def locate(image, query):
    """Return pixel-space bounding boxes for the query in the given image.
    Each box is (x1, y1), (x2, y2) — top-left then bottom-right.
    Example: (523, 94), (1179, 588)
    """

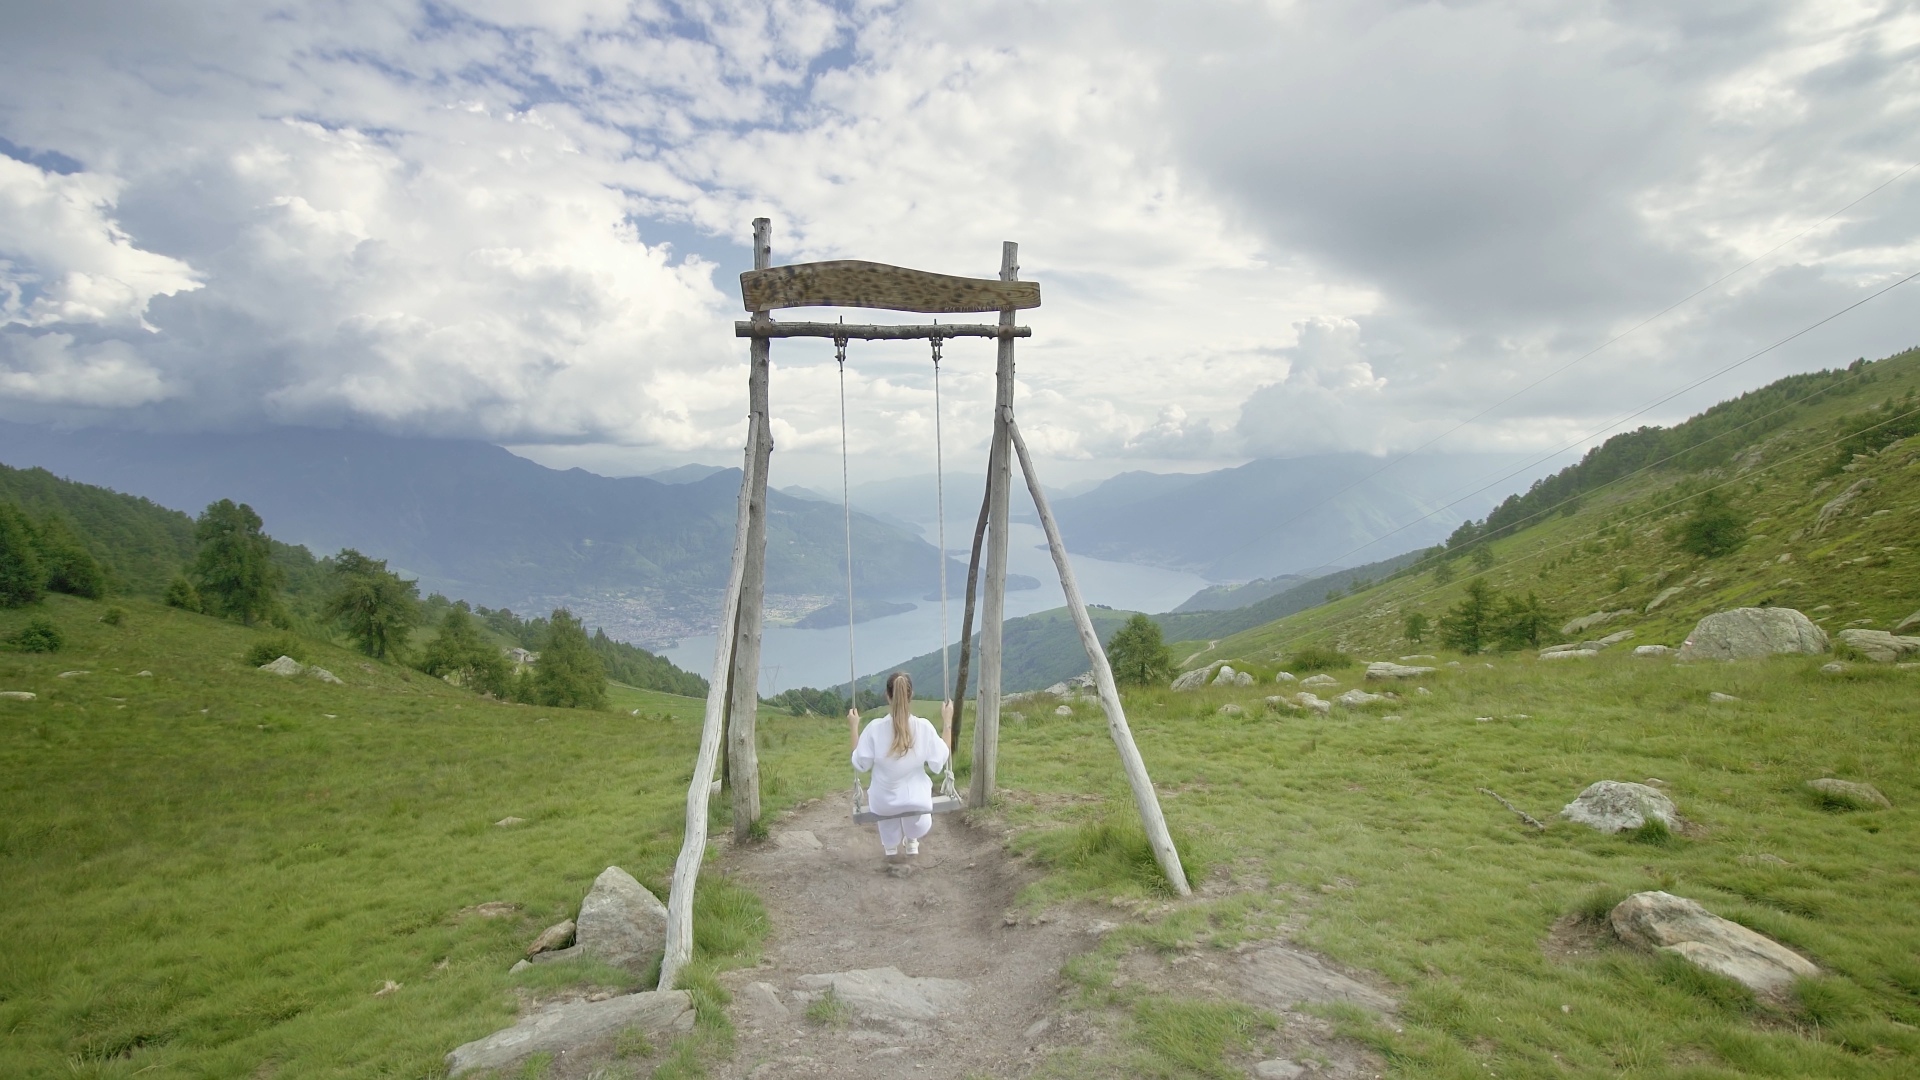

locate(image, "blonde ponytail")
(886, 672), (914, 758)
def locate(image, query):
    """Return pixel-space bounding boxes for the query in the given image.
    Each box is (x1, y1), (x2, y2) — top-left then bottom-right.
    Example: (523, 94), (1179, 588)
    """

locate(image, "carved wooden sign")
(740, 259), (1041, 313)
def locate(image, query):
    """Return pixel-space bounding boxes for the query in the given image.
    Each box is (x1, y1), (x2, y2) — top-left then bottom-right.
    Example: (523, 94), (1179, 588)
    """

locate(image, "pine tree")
(325, 549), (421, 659)
(1106, 613), (1172, 687)
(533, 608), (607, 709)
(1403, 611), (1430, 644)
(1437, 578), (1497, 654)
(191, 500), (282, 625)
(1492, 592), (1554, 651)
(0, 503), (44, 608)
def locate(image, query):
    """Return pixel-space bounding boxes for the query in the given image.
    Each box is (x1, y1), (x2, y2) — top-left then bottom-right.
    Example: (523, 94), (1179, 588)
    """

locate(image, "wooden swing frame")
(657, 219), (1190, 990)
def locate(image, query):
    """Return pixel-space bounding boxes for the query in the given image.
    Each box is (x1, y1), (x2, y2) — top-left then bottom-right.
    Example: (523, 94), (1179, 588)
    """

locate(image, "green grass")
(986, 650), (1920, 1078)
(0, 594), (849, 1079)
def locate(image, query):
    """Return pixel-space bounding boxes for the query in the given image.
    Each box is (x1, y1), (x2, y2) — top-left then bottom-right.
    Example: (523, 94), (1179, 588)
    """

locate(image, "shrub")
(100, 606), (126, 626)
(11, 617), (62, 653)
(1285, 643), (1353, 671)
(1403, 611), (1430, 644)
(164, 575), (201, 611)
(243, 636), (308, 668)
(32, 514), (106, 599)
(417, 608), (512, 697)
(1673, 491), (1747, 559)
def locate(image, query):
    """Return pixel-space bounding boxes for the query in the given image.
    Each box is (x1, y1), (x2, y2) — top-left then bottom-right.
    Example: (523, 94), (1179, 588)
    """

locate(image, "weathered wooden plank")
(1009, 417), (1191, 897)
(726, 220), (774, 842)
(741, 260), (1041, 313)
(735, 321), (1029, 340)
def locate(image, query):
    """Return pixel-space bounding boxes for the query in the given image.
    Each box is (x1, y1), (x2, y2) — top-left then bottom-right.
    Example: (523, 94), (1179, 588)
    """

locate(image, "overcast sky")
(1, 0), (1916, 493)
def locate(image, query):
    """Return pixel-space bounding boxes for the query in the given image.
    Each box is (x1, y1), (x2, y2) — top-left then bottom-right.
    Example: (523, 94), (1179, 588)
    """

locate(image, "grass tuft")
(1129, 996), (1274, 1078)
(804, 987), (851, 1028)
(1020, 814), (1207, 898)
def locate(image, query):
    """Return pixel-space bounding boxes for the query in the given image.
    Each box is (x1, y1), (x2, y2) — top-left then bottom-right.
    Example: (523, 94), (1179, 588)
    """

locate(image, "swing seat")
(852, 792), (966, 825)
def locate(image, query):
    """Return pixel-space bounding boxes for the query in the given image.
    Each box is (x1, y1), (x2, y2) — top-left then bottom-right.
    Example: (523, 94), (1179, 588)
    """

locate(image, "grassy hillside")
(0, 593), (844, 1079)
(0, 463), (196, 596)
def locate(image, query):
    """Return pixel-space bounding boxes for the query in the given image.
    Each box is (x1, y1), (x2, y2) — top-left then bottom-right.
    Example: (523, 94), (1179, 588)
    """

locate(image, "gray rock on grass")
(1294, 692), (1332, 716)
(0, 691), (35, 701)
(1212, 665), (1254, 687)
(527, 919), (575, 958)
(1645, 586), (1686, 613)
(794, 967), (970, 1022)
(1217, 703), (1245, 716)
(1562, 609), (1634, 636)
(575, 866), (669, 976)
(1896, 609), (1920, 634)
(1273, 671), (1296, 683)
(1806, 778), (1891, 809)
(1334, 689), (1385, 707)
(1364, 661), (1434, 680)
(1597, 629), (1636, 647)
(309, 666), (344, 684)
(1836, 629), (1920, 663)
(1609, 891), (1818, 995)
(1170, 666), (1214, 691)
(1633, 644), (1672, 657)
(1300, 673), (1339, 688)
(444, 990), (694, 1076)
(260, 655), (304, 676)
(1561, 781), (1677, 833)
(1677, 608), (1828, 661)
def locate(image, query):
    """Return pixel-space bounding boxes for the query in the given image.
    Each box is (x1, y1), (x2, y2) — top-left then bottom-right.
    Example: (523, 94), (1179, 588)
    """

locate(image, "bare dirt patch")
(1541, 913), (1612, 963)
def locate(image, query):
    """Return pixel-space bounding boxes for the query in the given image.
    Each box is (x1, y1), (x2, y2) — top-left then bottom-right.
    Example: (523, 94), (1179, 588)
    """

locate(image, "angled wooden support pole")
(661, 217), (771, 992)
(1008, 418), (1191, 897)
(970, 241), (1018, 808)
(726, 218), (774, 841)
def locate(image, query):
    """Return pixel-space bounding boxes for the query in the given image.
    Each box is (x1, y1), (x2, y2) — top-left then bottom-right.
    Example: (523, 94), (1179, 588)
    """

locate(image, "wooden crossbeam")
(734, 321), (1029, 340)
(741, 259), (1042, 314)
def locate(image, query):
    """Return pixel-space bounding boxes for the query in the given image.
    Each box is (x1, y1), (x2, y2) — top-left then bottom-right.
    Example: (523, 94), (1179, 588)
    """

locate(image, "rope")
(932, 332), (951, 703)
(837, 333), (868, 816)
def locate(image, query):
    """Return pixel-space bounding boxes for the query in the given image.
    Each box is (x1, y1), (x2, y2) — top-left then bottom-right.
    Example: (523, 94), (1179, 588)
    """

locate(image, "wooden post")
(948, 481), (990, 753)
(1008, 418), (1190, 896)
(726, 218), (773, 841)
(659, 218), (769, 991)
(970, 241), (1018, 808)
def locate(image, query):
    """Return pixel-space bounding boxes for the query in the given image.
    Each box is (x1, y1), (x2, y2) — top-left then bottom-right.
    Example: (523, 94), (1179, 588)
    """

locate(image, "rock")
(1678, 608), (1828, 661)
(1814, 477), (1875, 535)
(1709, 691), (1739, 703)
(509, 959), (531, 973)
(1235, 944), (1396, 1014)
(376, 980), (401, 997)
(56, 670), (89, 678)
(738, 981), (790, 1027)
(495, 816), (526, 827)
(1540, 649), (1598, 660)
(1216, 703), (1245, 716)
(1806, 778), (1892, 809)
(1576, 640), (1607, 651)
(1837, 629), (1920, 663)
(1054, 704), (1073, 716)
(1597, 629), (1636, 647)
(1645, 586), (1685, 613)
(134, 671), (152, 677)
(1364, 661), (1435, 681)
(1820, 661), (1846, 673)
(1561, 780), (1677, 833)
(1299, 673), (1338, 688)
(1211, 665), (1253, 687)
(527, 919), (576, 957)
(1562, 609), (1634, 636)
(260, 655), (304, 676)
(794, 967), (970, 1022)
(1398, 654), (1437, 661)
(774, 830), (823, 851)
(309, 666), (344, 684)
(1294, 692), (1331, 716)
(1254, 1061), (1306, 1080)
(444, 990), (695, 1076)
(1539, 643), (1582, 655)
(1609, 891), (1818, 995)
(0, 691), (35, 701)
(1273, 671), (1295, 682)
(1334, 689), (1385, 707)
(1264, 695), (1295, 710)
(575, 866), (669, 977)
(1633, 645), (1672, 657)
(1896, 609), (1920, 633)
(1414, 686), (1432, 695)
(1023, 1017), (1051, 1040)
(1170, 666), (1214, 691)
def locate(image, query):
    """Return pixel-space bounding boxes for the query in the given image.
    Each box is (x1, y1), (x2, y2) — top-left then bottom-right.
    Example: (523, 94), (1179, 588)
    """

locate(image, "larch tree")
(191, 500), (281, 626)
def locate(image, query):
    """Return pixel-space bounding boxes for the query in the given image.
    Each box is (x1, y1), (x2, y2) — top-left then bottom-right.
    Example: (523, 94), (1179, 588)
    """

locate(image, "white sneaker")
(883, 846), (898, 857)
(904, 839), (919, 855)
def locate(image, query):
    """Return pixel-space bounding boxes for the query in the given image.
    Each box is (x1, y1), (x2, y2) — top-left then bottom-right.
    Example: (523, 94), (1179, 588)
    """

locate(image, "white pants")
(876, 813), (932, 852)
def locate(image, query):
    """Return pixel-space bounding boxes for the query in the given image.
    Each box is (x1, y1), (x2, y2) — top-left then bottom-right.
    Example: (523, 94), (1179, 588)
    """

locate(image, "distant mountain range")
(1028, 452), (1554, 581)
(0, 424), (950, 647)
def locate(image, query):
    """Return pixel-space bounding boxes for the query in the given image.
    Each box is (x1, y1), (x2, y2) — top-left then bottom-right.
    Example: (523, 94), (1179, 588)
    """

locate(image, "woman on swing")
(848, 672), (953, 858)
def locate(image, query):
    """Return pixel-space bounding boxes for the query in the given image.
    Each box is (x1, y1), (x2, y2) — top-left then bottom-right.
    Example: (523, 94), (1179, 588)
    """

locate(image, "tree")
(533, 608), (606, 709)
(1403, 611), (1430, 644)
(418, 608), (512, 696)
(164, 574), (201, 610)
(1432, 559), (1456, 585)
(1675, 491), (1747, 559)
(325, 548), (421, 659)
(1106, 613), (1172, 687)
(1492, 592), (1554, 651)
(0, 503), (44, 608)
(1470, 545), (1497, 571)
(32, 513), (105, 599)
(1437, 578), (1498, 654)
(191, 500), (281, 625)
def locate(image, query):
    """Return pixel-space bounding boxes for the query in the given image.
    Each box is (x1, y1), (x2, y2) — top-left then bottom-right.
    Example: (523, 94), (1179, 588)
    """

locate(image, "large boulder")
(1677, 608), (1827, 661)
(576, 866), (669, 976)
(1334, 689), (1386, 707)
(1561, 781), (1676, 833)
(794, 967), (971, 1023)
(1806, 778), (1892, 809)
(260, 655), (304, 676)
(1171, 666), (1215, 691)
(1212, 665), (1254, 687)
(444, 990), (694, 1076)
(1299, 673), (1339, 688)
(1609, 891), (1818, 994)
(1365, 661), (1434, 681)
(1896, 609), (1920, 634)
(1837, 629), (1920, 663)
(1293, 692), (1331, 716)
(1540, 649), (1598, 661)
(1562, 609), (1634, 636)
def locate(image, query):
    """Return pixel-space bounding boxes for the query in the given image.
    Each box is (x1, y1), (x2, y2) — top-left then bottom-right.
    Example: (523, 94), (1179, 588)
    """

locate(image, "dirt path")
(710, 796), (1098, 1079)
